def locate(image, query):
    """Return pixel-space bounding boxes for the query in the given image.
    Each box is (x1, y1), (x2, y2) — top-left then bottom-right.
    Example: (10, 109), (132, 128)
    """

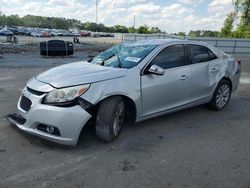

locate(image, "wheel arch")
(77, 94), (137, 143)
(95, 95), (137, 123)
(221, 77), (232, 90)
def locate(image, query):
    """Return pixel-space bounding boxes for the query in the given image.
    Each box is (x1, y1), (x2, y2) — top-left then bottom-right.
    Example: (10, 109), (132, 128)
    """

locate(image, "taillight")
(236, 60), (241, 65)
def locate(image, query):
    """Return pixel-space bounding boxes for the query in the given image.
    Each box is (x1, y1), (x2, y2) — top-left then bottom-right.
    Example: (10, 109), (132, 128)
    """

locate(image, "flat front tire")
(95, 96), (125, 142)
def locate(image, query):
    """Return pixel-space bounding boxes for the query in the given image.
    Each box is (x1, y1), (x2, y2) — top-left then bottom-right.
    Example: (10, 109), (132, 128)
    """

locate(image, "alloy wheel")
(113, 102), (125, 136)
(216, 84), (230, 109)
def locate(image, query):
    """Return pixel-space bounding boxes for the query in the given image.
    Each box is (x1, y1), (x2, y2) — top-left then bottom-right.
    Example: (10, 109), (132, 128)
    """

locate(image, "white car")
(31, 31), (43, 37)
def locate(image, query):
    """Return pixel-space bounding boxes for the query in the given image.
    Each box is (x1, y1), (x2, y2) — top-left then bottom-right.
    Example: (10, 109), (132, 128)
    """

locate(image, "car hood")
(36, 61), (128, 88)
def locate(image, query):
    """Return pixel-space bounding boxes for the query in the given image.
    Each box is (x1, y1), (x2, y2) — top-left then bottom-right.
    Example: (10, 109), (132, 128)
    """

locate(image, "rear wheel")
(95, 97), (126, 142)
(208, 79), (231, 111)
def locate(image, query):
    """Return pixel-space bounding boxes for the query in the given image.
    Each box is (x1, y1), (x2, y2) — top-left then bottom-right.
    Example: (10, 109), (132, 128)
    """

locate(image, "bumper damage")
(7, 87), (92, 146)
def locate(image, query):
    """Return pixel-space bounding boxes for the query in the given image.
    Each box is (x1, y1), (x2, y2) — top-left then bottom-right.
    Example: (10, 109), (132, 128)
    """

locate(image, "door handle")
(211, 68), (219, 73)
(179, 75), (188, 80)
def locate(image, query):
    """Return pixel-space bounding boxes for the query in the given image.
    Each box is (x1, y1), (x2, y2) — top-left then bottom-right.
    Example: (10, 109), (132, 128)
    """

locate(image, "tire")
(95, 96), (126, 142)
(208, 79), (232, 111)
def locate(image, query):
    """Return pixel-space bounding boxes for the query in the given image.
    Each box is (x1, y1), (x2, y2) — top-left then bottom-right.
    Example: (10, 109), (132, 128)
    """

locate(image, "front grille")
(27, 87), (45, 96)
(20, 96), (32, 112)
(7, 114), (26, 125)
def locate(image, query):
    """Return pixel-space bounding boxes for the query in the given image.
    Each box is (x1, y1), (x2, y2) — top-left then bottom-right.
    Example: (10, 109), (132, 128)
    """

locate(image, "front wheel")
(95, 97), (126, 142)
(208, 79), (232, 111)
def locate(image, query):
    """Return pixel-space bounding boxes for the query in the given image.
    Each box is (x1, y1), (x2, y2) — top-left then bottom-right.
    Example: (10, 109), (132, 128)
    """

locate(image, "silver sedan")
(7, 39), (241, 145)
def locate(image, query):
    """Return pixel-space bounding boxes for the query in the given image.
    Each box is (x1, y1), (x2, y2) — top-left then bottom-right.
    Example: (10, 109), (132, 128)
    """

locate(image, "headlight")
(44, 84), (90, 104)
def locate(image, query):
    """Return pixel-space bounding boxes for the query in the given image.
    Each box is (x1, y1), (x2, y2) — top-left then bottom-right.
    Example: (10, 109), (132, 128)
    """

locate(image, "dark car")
(18, 28), (31, 36)
(8, 27), (19, 35)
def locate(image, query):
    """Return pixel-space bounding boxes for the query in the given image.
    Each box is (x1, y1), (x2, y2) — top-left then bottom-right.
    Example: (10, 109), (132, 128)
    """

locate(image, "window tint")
(188, 45), (217, 64)
(151, 45), (188, 69)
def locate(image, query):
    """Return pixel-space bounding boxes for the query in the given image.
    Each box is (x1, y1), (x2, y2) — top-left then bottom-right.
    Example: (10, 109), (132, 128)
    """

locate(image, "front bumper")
(7, 87), (92, 146)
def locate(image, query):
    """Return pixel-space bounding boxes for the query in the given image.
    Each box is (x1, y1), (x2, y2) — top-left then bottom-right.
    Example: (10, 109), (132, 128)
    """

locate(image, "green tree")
(137, 25), (150, 34)
(128, 26), (135, 33)
(236, 0), (250, 37)
(240, 0), (250, 25)
(113, 25), (128, 33)
(221, 13), (236, 36)
(177, 31), (186, 36)
(189, 30), (201, 37)
(150, 27), (161, 34)
(221, 0), (250, 38)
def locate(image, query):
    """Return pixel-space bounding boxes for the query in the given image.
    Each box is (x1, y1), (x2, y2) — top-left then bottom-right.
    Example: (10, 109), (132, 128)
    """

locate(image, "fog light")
(38, 124), (61, 136)
(47, 126), (55, 134)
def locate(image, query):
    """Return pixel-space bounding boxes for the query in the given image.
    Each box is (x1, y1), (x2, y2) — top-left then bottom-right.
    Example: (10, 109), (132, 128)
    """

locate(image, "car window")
(151, 45), (188, 69)
(188, 44), (217, 64)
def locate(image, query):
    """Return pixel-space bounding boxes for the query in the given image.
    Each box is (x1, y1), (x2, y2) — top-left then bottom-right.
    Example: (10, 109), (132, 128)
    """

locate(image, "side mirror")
(87, 55), (95, 62)
(148, 65), (165, 75)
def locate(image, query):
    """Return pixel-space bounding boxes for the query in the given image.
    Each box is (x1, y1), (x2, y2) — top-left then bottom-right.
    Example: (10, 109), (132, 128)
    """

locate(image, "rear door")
(141, 44), (191, 117)
(187, 44), (220, 102)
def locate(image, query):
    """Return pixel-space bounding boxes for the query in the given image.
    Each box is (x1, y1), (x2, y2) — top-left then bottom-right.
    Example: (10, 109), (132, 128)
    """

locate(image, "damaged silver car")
(7, 39), (241, 145)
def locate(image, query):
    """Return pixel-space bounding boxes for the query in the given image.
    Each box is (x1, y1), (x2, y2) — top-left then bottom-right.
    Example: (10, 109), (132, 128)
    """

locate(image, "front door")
(141, 44), (191, 117)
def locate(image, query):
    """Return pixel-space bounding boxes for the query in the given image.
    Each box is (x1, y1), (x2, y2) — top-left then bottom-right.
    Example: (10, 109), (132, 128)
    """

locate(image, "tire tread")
(96, 96), (124, 142)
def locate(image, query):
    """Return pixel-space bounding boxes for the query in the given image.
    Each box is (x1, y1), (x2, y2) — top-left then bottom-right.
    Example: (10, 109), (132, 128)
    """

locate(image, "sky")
(0, 0), (234, 33)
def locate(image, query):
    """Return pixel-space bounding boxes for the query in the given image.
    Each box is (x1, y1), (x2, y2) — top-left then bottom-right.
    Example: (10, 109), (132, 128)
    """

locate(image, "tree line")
(0, 13), (161, 34)
(174, 30), (221, 38)
(0, 0), (249, 38)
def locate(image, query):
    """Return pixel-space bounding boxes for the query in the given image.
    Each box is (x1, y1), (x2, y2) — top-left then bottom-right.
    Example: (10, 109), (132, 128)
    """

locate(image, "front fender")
(80, 68), (143, 120)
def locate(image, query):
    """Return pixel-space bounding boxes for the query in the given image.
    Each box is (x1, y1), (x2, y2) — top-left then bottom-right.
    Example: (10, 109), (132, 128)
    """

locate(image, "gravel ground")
(0, 44), (250, 187)
(0, 36), (119, 54)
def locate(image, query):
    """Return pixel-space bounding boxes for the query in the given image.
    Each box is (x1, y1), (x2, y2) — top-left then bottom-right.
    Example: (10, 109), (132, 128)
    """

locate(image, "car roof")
(125, 39), (213, 46)
(124, 39), (224, 57)
(125, 39), (181, 46)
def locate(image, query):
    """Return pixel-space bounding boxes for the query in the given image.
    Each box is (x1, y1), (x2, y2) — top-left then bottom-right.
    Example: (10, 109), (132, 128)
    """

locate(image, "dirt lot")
(0, 46), (250, 187)
(0, 36), (120, 53)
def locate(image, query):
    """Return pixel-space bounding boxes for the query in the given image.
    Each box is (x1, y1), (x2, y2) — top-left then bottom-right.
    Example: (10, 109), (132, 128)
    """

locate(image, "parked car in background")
(42, 32), (51, 38)
(63, 31), (73, 37)
(91, 32), (100, 37)
(99, 32), (113, 37)
(18, 28), (31, 36)
(8, 27), (19, 35)
(80, 31), (91, 37)
(7, 39), (241, 146)
(31, 31), (43, 37)
(0, 29), (14, 36)
(72, 32), (80, 37)
(56, 32), (64, 36)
